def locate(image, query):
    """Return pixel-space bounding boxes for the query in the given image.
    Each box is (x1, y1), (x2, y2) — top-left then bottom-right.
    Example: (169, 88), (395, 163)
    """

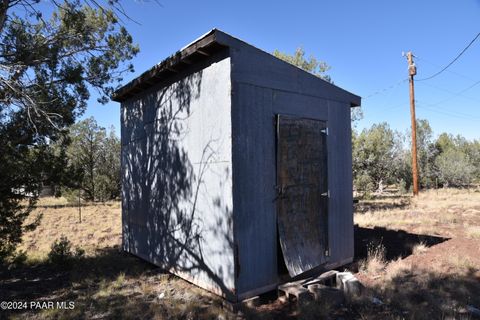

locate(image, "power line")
(416, 31), (480, 81)
(415, 56), (476, 82)
(363, 78), (408, 100)
(416, 99), (480, 119)
(417, 79), (480, 105)
(457, 79), (480, 96)
(415, 78), (480, 120)
(417, 103), (480, 121)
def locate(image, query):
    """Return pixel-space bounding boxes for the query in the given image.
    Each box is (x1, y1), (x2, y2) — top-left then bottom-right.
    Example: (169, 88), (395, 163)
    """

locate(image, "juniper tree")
(273, 47), (363, 123)
(0, 0), (138, 262)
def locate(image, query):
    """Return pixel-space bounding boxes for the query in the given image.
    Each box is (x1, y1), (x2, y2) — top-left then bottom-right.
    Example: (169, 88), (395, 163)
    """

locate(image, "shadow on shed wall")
(121, 55), (235, 299)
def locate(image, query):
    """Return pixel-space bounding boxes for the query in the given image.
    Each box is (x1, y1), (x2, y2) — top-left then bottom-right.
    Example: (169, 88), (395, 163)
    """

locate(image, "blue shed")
(113, 29), (361, 302)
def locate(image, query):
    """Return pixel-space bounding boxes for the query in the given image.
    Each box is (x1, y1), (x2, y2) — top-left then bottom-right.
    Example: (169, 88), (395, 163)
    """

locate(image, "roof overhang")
(113, 29), (361, 107)
(112, 29), (227, 102)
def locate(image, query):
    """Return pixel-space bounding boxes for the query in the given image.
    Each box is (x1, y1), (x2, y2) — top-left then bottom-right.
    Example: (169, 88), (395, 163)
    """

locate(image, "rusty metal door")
(276, 115), (329, 277)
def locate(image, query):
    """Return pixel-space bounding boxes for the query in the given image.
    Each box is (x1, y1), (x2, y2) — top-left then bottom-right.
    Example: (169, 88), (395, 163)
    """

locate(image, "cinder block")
(278, 294), (289, 304)
(242, 295), (261, 308)
(304, 270), (339, 287)
(307, 284), (344, 307)
(278, 283), (311, 302)
(336, 272), (363, 297)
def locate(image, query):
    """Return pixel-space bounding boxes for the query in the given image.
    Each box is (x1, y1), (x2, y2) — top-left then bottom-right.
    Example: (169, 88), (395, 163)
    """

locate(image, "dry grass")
(359, 242), (387, 276)
(19, 200), (121, 259)
(1, 198), (230, 320)
(355, 187), (480, 236)
(446, 254), (478, 271)
(353, 187), (480, 319)
(384, 257), (412, 282)
(466, 226), (480, 239)
(412, 241), (428, 255)
(35, 196), (70, 206)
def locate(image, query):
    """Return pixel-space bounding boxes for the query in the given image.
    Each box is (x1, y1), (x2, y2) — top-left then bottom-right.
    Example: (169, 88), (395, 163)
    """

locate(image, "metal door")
(276, 115), (329, 277)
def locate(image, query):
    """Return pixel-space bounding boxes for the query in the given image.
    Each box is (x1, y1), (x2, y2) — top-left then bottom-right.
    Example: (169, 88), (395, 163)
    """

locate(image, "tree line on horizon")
(50, 117), (121, 203)
(272, 47), (480, 195)
(352, 120), (480, 195)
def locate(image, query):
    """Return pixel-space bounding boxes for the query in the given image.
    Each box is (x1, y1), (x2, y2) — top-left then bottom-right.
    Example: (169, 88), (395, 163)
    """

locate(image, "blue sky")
(81, 0), (480, 140)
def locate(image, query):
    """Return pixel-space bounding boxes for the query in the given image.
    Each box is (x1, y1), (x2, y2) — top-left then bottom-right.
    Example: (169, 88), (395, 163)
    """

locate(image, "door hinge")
(321, 128), (329, 135)
(325, 249), (330, 257)
(321, 190), (330, 198)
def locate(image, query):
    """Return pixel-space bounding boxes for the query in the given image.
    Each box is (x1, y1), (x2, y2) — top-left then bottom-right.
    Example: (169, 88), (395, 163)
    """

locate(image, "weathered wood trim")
(113, 30), (225, 102)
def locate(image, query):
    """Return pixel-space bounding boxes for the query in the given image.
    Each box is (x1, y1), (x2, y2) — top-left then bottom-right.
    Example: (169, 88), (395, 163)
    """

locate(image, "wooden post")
(406, 52), (419, 196)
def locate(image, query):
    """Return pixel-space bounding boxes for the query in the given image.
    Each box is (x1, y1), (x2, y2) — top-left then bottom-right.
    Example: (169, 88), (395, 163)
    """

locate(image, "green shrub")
(398, 179), (412, 195)
(48, 236), (73, 264)
(61, 188), (82, 204)
(48, 236), (84, 265)
(7, 250), (28, 269)
(435, 149), (475, 187)
(74, 247), (85, 258)
(355, 173), (374, 193)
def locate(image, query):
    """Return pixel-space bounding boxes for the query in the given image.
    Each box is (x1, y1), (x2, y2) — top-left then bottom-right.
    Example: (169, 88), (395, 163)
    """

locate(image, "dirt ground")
(350, 188), (480, 319)
(1, 188), (480, 319)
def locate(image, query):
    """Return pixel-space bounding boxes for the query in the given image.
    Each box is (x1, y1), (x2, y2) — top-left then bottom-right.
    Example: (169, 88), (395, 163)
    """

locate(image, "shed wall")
(230, 45), (354, 298)
(121, 55), (235, 298)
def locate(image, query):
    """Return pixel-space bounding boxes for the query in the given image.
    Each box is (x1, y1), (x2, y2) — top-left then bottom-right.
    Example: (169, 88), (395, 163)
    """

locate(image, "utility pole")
(406, 51), (419, 196)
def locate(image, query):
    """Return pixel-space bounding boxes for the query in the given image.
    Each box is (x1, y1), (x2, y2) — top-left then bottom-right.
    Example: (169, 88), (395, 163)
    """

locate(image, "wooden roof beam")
(196, 49), (210, 56)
